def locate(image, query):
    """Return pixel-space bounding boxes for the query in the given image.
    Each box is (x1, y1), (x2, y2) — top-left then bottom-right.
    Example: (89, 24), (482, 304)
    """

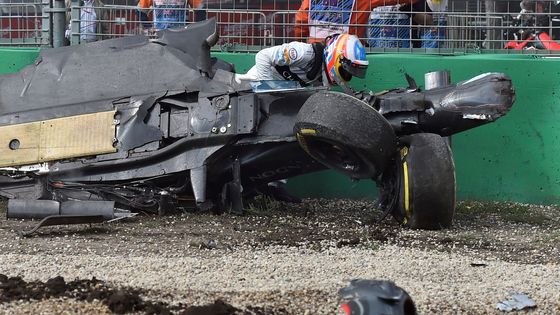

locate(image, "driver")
(237, 33), (369, 93)
(235, 34), (370, 202)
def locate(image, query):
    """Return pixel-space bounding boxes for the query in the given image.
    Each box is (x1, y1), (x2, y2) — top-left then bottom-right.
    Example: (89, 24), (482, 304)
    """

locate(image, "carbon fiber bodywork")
(0, 18), (515, 216)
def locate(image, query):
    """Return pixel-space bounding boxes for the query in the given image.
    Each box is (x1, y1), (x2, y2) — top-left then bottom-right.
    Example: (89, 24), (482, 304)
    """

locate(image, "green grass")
(137, 216), (170, 228)
(245, 195), (284, 215)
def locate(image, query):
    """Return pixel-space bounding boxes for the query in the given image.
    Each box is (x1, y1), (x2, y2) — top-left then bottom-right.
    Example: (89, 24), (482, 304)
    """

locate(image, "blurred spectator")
(137, 7), (152, 30)
(193, 0), (207, 22)
(520, 0), (549, 27)
(401, 0), (447, 48)
(0, 0), (42, 17)
(368, 4), (414, 48)
(294, 0), (419, 42)
(368, 0), (447, 48)
(65, 0), (109, 42)
(421, 0), (448, 48)
(137, 0), (204, 32)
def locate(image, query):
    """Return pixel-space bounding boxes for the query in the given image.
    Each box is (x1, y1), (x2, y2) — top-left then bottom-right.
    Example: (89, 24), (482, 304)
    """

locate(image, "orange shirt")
(138, 0), (201, 9)
(295, 0), (419, 42)
(191, 0), (203, 8)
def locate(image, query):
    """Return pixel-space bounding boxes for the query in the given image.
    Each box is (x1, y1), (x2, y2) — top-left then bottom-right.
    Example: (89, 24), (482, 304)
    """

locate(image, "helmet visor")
(340, 57), (368, 79)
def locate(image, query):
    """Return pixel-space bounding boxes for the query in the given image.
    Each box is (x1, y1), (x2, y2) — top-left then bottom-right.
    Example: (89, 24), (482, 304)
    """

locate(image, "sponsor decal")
(249, 165), (303, 182)
(288, 48), (298, 61)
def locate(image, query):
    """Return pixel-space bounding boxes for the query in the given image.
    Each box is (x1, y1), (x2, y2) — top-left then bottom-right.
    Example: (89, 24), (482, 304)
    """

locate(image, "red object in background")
(108, 9), (142, 36)
(504, 36), (534, 50)
(0, 16), (40, 39)
(505, 32), (560, 50)
(534, 32), (560, 49)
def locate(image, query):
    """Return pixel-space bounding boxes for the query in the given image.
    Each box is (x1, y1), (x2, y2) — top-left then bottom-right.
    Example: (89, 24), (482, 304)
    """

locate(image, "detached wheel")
(294, 91), (396, 180)
(383, 133), (455, 230)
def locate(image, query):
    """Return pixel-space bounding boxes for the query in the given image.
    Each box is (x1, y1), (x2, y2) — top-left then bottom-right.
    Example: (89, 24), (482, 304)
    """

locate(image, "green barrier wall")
(2, 48), (559, 204)
(0, 48), (40, 75)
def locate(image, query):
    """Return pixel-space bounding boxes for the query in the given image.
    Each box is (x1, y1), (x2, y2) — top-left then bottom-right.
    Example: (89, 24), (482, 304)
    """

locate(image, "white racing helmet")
(427, 0), (448, 12)
(323, 34), (369, 86)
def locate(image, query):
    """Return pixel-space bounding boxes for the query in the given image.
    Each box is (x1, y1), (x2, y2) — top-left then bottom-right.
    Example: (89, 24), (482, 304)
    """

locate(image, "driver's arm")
(249, 42), (311, 80)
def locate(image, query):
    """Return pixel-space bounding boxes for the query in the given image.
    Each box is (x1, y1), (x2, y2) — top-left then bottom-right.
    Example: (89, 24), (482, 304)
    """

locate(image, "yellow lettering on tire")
(403, 161), (410, 221)
(299, 128), (317, 135)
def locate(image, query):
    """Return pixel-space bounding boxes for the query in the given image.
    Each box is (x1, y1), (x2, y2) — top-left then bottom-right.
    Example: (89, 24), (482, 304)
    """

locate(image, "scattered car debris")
(17, 215), (107, 237)
(470, 262), (488, 267)
(496, 293), (537, 312)
(339, 279), (417, 315)
(6, 200), (136, 236)
(7, 200), (116, 220)
(336, 238), (361, 248)
(198, 239), (218, 250)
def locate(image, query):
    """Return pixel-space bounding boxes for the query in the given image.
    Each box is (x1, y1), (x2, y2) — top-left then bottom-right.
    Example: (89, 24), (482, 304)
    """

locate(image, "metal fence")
(3, 0), (560, 53)
(0, 0), (48, 45)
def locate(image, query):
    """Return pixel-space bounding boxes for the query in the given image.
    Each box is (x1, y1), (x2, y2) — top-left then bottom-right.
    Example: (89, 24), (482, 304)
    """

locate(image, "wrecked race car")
(0, 18), (515, 232)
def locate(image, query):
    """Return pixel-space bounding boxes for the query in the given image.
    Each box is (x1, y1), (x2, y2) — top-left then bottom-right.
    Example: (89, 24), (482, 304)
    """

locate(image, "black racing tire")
(389, 133), (456, 230)
(339, 279), (418, 315)
(294, 91), (397, 180)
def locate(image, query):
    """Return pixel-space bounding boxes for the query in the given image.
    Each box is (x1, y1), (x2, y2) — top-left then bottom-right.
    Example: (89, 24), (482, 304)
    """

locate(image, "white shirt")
(308, 0), (354, 40)
(245, 41), (317, 84)
(80, 0), (97, 41)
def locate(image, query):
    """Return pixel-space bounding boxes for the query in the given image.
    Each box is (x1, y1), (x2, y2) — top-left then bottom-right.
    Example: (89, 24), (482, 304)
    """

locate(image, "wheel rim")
(302, 137), (366, 177)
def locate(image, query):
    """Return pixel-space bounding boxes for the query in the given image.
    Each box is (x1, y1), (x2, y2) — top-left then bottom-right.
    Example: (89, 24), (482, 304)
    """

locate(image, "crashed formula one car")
(0, 19), (515, 231)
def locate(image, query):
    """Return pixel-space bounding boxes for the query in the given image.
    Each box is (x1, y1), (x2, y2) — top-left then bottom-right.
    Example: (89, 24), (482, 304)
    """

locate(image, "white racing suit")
(236, 41), (323, 86)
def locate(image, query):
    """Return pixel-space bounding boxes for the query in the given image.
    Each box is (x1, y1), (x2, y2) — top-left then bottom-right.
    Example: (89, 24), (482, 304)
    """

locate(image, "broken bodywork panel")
(0, 111), (116, 167)
(0, 19), (323, 213)
(0, 18), (515, 229)
(374, 72), (515, 136)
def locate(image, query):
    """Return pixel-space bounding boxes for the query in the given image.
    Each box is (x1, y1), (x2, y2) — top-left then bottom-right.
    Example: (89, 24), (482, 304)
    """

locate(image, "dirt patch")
(0, 198), (559, 264)
(0, 274), (175, 314)
(0, 273), (290, 315)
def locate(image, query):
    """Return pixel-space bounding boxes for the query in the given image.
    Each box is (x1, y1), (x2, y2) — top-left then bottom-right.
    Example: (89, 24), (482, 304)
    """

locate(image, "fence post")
(70, 0), (80, 45)
(484, 0), (500, 50)
(41, 0), (51, 46)
(51, 0), (66, 47)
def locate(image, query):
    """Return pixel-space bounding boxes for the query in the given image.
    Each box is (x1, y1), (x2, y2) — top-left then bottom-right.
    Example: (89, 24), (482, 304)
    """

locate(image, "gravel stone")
(0, 198), (558, 314)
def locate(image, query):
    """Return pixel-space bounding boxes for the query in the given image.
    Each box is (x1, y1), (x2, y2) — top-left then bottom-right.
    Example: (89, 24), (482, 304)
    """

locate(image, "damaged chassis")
(0, 19), (515, 229)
